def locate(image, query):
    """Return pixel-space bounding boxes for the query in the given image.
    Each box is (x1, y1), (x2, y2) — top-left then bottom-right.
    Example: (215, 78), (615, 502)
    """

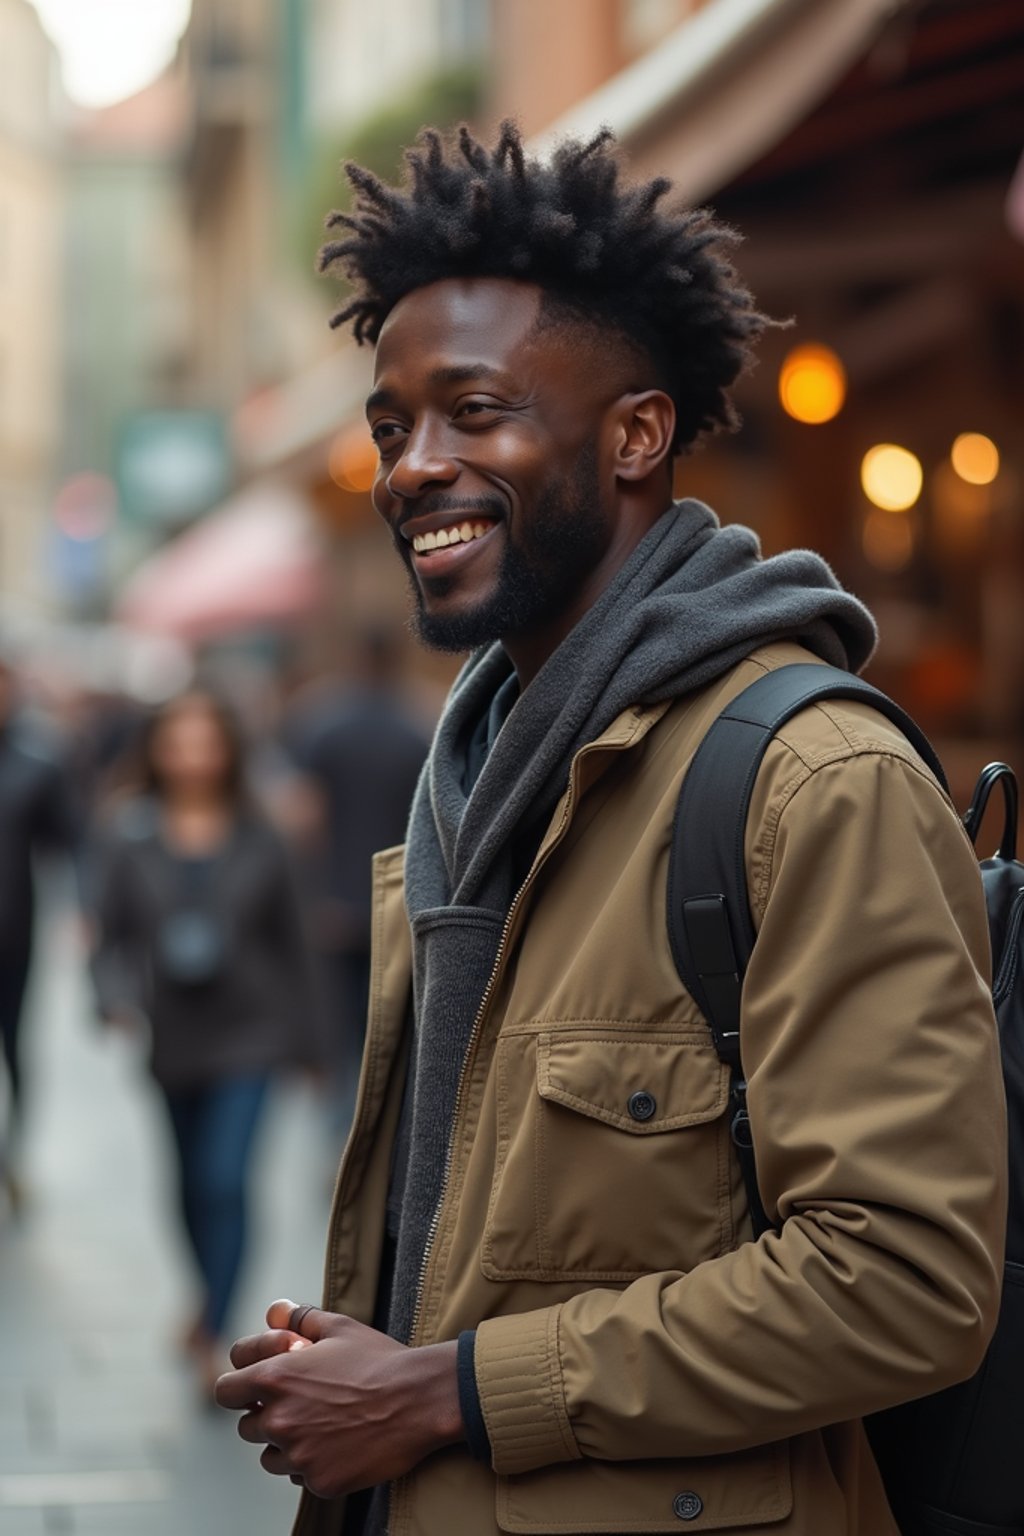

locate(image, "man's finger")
(215, 1363), (271, 1411)
(266, 1297), (301, 1331)
(230, 1329), (306, 1370)
(283, 1302), (339, 1343)
(237, 1409), (276, 1447)
(260, 1445), (294, 1478)
(266, 1297), (336, 1340)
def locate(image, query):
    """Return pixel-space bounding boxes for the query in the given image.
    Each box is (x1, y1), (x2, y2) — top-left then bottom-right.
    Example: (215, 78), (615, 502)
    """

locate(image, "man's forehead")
(372, 277), (545, 377)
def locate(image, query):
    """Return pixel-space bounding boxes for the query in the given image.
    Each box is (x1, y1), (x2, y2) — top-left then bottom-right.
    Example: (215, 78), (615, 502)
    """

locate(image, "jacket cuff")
(474, 1305), (581, 1475)
(456, 1331), (491, 1462)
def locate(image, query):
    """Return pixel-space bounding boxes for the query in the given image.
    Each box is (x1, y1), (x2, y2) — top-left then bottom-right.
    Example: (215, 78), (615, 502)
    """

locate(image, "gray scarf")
(388, 499), (877, 1342)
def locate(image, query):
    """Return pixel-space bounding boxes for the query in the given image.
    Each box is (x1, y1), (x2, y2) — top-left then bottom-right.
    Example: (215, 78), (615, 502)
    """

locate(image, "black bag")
(667, 662), (1022, 1536)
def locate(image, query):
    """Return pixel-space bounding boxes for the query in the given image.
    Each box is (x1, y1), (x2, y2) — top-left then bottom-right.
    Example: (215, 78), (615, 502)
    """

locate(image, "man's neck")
(503, 498), (673, 688)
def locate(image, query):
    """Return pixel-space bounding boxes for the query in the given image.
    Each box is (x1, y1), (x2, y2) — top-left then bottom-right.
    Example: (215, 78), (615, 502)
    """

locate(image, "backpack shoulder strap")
(667, 661), (947, 1235)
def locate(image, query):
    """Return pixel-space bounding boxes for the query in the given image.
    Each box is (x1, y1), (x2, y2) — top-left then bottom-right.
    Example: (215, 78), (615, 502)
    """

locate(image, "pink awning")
(117, 481), (325, 641)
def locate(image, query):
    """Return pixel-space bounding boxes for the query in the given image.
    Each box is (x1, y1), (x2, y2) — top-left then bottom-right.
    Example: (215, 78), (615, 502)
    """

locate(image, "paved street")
(0, 893), (332, 1535)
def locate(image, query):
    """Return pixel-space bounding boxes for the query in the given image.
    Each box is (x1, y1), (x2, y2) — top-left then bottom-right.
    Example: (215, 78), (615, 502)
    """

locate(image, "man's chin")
(403, 564), (506, 653)
(412, 602), (503, 654)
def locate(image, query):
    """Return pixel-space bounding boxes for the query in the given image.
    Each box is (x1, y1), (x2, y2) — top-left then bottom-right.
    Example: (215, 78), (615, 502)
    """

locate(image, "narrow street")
(0, 891), (332, 1535)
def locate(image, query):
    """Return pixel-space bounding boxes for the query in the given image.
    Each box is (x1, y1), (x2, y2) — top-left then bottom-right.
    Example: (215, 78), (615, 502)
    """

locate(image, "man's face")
(366, 278), (619, 654)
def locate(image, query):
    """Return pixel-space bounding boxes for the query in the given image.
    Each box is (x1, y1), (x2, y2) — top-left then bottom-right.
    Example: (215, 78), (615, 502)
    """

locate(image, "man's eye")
(455, 400), (501, 419)
(370, 422), (404, 446)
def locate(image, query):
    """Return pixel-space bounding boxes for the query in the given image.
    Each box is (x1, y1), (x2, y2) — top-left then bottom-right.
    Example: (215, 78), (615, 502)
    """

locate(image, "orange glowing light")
(329, 428), (378, 493)
(778, 344), (846, 425)
(950, 432), (999, 486)
(860, 444), (923, 512)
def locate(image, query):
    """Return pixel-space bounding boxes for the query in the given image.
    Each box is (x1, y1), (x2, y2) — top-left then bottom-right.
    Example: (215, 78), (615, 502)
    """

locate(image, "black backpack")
(668, 662), (1022, 1536)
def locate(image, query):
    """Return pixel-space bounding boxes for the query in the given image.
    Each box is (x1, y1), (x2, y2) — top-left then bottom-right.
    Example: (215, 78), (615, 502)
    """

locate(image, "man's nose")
(385, 420), (458, 501)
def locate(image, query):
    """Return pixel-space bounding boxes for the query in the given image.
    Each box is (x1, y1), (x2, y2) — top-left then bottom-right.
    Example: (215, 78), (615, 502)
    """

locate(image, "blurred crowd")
(0, 625), (429, 1398)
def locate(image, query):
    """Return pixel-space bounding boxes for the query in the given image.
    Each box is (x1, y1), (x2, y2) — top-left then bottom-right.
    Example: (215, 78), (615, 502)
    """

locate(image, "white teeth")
(412, 520), (493, 554)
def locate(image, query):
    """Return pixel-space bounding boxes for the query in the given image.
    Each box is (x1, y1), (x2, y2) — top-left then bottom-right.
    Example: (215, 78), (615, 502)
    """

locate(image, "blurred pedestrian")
(87, 688), (321, 1397)
(287, 627), (427, 1149)
(0, 656), (78, 1212)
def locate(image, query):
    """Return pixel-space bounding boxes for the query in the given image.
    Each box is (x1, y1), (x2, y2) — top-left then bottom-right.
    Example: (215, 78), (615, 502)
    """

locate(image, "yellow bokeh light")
(862, 508), (915, 573)
(329, 427), (378, 493)
(860, 444), (923, 512)
(950, 432), (999, 486)
(778, 343), (846, 425)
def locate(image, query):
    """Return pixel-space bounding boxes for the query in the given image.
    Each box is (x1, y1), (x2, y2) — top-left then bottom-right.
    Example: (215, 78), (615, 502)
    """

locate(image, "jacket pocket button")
(673, 1491), (703, 1520)
(628, 1090), (657, 1122)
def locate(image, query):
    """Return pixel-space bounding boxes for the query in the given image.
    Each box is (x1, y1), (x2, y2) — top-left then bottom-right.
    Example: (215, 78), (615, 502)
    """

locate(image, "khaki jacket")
(293, 643), (1006, 1536)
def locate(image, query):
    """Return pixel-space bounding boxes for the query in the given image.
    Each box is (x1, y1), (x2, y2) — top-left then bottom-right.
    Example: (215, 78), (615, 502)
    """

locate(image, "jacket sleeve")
(473, 749), (1007, 1474)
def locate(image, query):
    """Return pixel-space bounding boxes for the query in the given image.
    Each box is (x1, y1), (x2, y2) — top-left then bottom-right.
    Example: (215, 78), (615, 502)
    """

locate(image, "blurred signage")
(116, 411), (231, 528)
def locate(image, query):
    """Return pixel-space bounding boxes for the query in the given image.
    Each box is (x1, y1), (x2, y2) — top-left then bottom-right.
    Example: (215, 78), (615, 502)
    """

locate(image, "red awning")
(117, 481), (325, 641)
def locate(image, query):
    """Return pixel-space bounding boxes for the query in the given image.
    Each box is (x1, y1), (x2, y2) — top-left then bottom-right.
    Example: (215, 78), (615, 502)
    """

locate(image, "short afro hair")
(319, 120), (771, 453)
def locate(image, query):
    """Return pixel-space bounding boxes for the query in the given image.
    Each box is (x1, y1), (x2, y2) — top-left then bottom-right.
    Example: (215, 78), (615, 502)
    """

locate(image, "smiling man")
(216, 124), (1005, 1536)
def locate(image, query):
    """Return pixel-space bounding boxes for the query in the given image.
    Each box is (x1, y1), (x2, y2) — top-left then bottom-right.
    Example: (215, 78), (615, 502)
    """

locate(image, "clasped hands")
(215, 1300), (464, 1500)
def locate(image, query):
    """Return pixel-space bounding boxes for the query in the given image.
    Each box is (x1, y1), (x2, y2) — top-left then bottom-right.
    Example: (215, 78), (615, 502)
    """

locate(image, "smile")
(411, 519), (496, 555)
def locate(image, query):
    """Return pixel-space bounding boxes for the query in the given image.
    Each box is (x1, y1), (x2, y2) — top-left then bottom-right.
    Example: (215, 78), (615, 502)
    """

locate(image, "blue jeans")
(162, 1073), (270, 1339)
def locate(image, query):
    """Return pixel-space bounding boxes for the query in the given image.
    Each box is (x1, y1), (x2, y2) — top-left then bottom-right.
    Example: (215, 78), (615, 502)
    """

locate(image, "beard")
(404, 441), (606, 654)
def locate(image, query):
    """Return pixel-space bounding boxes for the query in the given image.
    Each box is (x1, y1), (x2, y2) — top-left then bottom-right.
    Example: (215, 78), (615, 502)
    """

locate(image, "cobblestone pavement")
(0, 898), (334, 1535)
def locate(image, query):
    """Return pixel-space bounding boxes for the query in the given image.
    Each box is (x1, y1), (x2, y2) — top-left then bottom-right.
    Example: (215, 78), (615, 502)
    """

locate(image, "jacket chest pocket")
(483, 1029), (733, 1282)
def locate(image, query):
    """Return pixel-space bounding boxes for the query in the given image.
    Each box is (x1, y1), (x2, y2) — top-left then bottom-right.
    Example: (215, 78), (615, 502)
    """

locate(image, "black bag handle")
(667, 663), (947, 1237)
(962, 762), (1017, 862)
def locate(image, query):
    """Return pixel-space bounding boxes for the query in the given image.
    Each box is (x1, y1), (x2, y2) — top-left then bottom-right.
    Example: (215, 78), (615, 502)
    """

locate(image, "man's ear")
(609, 390), (676, 482)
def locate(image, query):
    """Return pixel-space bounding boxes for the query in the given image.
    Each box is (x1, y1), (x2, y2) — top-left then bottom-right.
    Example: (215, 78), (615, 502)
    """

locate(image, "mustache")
(394, 493), (507, 539)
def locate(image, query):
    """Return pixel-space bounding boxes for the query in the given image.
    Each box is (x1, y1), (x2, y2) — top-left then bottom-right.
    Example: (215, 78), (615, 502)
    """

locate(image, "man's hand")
(215, 1300), (465, 1500)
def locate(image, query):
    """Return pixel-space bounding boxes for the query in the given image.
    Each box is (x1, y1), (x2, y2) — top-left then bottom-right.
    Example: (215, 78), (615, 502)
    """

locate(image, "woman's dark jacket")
(89, 798), (321, 1088)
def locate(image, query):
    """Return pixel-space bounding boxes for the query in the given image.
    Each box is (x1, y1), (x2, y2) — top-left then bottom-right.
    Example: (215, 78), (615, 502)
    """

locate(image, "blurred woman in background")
(88, 688), (321, 1397)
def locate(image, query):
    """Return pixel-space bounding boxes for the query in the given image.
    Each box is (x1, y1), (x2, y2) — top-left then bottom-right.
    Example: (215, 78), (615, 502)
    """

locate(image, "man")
(0, 657), (77, 1209)
(217, 124), (1005, 1535)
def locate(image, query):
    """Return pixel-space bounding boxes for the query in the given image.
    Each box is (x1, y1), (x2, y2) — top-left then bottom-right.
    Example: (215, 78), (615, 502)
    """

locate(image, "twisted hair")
(319, 120), (771, 452)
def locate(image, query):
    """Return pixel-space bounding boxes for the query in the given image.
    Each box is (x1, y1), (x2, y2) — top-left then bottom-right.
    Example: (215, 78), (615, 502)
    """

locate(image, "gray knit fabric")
(387, 499), (877, 1347)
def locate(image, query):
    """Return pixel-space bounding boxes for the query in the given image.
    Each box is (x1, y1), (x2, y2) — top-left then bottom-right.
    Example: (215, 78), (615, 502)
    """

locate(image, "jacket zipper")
(407, 739), (611, 1347)
(390, 794), (582, 1536)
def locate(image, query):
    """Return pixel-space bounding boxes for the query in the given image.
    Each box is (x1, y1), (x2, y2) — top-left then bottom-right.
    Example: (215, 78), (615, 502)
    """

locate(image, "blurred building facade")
(308, 0), (487, 135)
(0, 0), (62, 615)
(60, 73), (191, 603)
(491, 0), (716, 137)
(183, 0), (307, 403)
